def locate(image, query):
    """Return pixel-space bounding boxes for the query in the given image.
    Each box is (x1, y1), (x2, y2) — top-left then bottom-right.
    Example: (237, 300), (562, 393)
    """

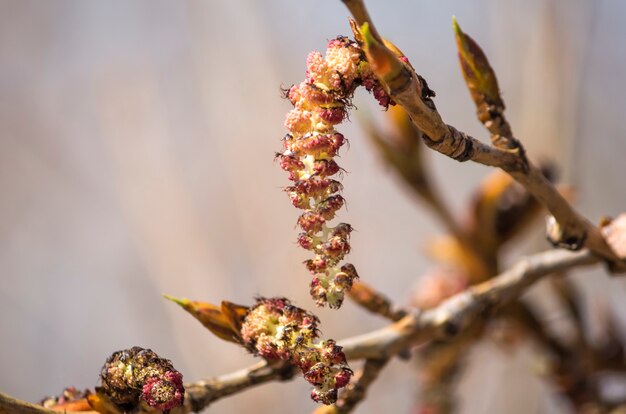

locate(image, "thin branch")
(184, 360), (295, 412)
(340, 249), (599, 360)
(0, 392), (93, 414)
(359, 110), (467, 244)
(343, 0), (621, 266)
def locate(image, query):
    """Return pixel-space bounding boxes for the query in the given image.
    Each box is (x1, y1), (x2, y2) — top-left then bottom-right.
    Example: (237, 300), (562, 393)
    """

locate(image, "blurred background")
(1, 1), (626, 413)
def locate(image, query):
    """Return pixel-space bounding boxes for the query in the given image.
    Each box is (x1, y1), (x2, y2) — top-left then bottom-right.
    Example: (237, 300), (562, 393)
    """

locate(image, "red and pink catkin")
(241, 297), (352, 404)
(99, 347), (184, 412)
(277, 36), (393, 309)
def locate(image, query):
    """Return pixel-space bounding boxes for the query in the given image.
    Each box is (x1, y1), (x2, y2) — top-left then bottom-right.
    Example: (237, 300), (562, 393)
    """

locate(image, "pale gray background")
(1, 1), (626, 413)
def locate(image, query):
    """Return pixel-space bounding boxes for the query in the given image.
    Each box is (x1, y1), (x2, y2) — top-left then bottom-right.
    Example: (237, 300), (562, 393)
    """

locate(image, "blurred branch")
(361, 108), (466, 243)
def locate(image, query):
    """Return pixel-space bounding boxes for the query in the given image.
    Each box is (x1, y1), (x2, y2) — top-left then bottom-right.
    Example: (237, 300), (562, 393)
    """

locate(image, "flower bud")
(316, 195), (346, 220)
(305, 257), (328, 273)
(240, 298), (352, 404)
(453, 17), (502, 108)
(313, 159), (341, 178)
(163, 295), (242, 343)
(279, 33), (394, 308)
(311, 388), (338, 406)
(298, 211), (327, 233)
(97, 347), (184, 412)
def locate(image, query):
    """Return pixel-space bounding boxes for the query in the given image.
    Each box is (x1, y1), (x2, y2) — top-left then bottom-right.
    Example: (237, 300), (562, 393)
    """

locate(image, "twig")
(342, 0), (621, 265)
(360, 110), (467, 244)
(184, 360), (295, 412)
(340, 249), (599, 360)
(0, 392), (93, 414)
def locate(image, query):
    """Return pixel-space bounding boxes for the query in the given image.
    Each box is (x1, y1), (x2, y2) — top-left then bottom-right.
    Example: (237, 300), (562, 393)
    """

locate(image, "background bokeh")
(1, 1), (626, 413)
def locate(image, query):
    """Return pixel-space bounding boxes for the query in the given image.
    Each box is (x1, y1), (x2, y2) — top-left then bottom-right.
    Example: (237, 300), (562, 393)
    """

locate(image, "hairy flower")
(241, 297), (352, 404)
(279, 36), (394, 308)
(97, 346), (184, 412)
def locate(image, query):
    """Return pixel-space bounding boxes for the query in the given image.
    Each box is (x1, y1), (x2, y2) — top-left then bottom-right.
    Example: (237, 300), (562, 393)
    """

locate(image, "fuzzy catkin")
(241, 297), (352, 404)
(278, 36), (392, 309)
(98, 347), (184, 412)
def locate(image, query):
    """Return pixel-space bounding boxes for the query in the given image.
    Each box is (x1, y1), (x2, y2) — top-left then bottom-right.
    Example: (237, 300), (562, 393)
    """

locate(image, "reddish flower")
(278, 36), (394, 308)
(240, 298), (352, 404)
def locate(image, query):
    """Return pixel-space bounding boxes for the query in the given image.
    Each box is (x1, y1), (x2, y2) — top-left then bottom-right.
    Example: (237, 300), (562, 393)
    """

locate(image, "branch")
(184, 360), (295, 412)
(359, 107), (468, 244)
(344, 0), (621, 266)
(340, 249), (599, 360)
(186, 250), (601, 406)
(0, 392), (93, 414)
(1, 249), (599, 414)
(0, 248), (602, 414)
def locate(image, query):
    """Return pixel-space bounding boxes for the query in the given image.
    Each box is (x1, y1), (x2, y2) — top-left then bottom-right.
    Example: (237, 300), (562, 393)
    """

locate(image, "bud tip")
(163, 294), (189, 307)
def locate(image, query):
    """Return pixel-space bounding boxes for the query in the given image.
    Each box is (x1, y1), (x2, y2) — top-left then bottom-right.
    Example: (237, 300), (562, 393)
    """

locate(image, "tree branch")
(184, 360), (295, 412)
(343, 0), (622, 266)
(339, 249), (599, 360)
(185, 249), (599, 407)
(0, 249), (601, 414)
(0, 392), (93, 414)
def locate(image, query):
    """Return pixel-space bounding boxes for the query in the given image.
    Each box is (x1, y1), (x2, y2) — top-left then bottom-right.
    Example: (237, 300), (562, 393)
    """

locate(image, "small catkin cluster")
(241, 297), (352, 405)
(277, 36), (392, 308)
(98, 346), (184, 412)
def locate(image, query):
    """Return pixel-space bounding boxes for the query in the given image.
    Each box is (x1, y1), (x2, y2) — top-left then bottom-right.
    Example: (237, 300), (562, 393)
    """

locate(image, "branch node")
(421, 126), (474, 162)
(546, 215), (587, 251)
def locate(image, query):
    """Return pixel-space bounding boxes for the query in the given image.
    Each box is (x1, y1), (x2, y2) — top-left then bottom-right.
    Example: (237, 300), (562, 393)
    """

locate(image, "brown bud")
(96, 347), (184, 412)
(164, 295), (243, 343)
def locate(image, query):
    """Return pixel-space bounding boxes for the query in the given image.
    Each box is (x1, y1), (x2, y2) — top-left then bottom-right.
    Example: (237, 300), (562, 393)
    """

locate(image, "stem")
(343, 0), (621, 266)
(340, 249), (599, 360)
